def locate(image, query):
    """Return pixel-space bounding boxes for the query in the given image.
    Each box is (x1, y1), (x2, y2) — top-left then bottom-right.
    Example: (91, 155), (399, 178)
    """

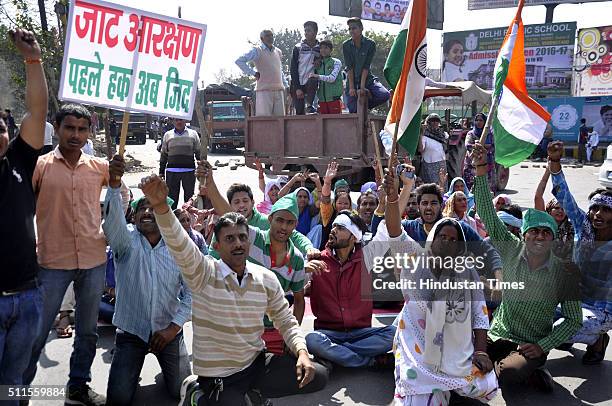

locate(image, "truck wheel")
(209, 143), (217, 153)
(138, 134), (146, 145)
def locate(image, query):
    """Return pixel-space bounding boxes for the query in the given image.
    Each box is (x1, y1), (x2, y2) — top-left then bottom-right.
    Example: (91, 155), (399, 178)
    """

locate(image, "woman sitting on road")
(393, 217), (498, 405)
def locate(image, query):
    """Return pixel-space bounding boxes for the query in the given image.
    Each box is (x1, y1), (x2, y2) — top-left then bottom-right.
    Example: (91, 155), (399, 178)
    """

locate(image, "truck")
(243, 81), (509, 190)
(206, 100), (246, 152)
(112, 111), (148, 145)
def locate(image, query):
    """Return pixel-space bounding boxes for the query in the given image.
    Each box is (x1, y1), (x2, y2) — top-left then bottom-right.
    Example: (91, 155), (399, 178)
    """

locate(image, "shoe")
(371, 352), (395, 371)
(583, 333), (610, 365)
(314, 356), (334, 375)
(179, 375), (203, 406)
(306, 106), (317, 114)
(64, 384), (105, 406)
(246, 389), (273, 406)
(529, 368), (554, 393)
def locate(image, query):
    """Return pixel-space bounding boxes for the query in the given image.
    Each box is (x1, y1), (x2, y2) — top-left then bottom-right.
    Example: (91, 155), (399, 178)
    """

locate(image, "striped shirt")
(473, 175), (582, 353)
(249, 208), (314, 254)
(154, 210), (307, 378)
(210, 223), (306, 294)
(102, 187), (192, 343)
(159, 128), (201, 174)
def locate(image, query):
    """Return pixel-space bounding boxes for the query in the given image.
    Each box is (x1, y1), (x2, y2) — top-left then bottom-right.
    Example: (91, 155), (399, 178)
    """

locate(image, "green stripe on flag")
(493, 58), (510, 98)
(492, 115), (537, 167)
(384, 29), (407, 89)
(397, 105), (422, 156)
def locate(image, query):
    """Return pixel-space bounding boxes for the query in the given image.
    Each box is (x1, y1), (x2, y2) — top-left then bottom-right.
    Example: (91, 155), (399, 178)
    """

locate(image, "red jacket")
(310, 247), (373, 331)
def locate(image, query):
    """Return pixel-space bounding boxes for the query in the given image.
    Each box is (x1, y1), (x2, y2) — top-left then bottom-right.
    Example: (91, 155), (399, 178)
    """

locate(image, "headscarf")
(444, 177), (474, 211)
(131, 196), (174, 211)
(422, 218), (475, 377)
(332, 213), (363, 242)
(333, 179), (349, 194)
(472, 113), (494, 146)
(521, 208), (558, 238)
(580, 193), (612, 244)
(294, 187), (314, 235)
(256, 178), (280, 215)
(423, 113), (446, 144)
(270, 194), (299, 220)
(493, 194), (512, 208)
(360, 181), (378, 197)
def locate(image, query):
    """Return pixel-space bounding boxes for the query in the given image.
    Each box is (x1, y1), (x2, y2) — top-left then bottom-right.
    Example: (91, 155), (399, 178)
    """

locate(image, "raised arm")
(278, 172), (306, 198)
(547, 141), (587, 228)
(12, 29), (47, 150)
(140, 175), (213, 292)
(102, 155), (131, 258)
(534, 169), (550, 212)
(472, 144), (518, 257)
(195, 160), (232, 216)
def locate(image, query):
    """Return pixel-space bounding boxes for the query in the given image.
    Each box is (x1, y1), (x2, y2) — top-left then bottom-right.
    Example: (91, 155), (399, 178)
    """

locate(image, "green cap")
(270, 194), (299, 220)
(334, 179), (349, 193)
(521, 208), (558, 238)
(130, 196), (175, 211)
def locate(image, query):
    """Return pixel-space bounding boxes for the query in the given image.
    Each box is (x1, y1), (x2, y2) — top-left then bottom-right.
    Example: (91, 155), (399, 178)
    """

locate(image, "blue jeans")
(106, 329), (191, 405)
(23, 265), (106, 387)
(346, 80), (391, 113)
(305, 325), (396, 367)
(0, 286), (43, 405)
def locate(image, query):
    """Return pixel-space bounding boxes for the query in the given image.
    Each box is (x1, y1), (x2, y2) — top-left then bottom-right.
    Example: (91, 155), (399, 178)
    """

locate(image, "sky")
(54, 0), (612, 85)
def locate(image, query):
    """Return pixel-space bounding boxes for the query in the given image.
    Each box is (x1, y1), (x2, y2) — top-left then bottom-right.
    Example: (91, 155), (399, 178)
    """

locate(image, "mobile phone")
(396, 164), (414, 179)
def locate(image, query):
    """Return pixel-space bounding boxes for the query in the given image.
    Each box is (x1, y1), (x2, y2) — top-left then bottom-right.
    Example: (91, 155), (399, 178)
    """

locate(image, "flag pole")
(479, 91), (501, 145)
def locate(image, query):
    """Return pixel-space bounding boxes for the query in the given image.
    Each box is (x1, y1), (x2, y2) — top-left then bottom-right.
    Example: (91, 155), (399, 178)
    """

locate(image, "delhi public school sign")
(58, 0), (207, 119)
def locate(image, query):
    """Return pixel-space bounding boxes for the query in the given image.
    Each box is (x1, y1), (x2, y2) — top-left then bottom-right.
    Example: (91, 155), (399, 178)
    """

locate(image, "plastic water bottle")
(379, 129), (393, 157)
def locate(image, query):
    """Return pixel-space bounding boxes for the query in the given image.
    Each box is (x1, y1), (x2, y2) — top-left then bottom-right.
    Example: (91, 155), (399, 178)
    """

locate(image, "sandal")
(582, 333), (610, 365)
(55, 312), (73, 339)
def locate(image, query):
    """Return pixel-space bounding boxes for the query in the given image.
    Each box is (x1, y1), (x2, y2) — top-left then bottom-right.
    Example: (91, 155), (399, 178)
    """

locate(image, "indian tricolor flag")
(383, 0), (427, 156)
(492, 0), (551, 167)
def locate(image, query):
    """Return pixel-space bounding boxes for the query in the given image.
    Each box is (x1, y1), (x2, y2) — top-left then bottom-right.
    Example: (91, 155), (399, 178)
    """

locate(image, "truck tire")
(209, 142), (217, 153)
(138, 134), (146, 145)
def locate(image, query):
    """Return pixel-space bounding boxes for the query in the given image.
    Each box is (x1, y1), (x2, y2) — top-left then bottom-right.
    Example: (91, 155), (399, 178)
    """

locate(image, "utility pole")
(545, 3), (558, 23)
(37, 0), (48, 32)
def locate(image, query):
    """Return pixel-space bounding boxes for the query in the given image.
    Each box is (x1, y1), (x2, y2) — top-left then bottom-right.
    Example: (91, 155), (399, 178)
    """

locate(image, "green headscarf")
(270, 194), (299, 220)
(130, 196), (175, 211)
(333, 179), (349, 194)
(521, 208), (558, 238)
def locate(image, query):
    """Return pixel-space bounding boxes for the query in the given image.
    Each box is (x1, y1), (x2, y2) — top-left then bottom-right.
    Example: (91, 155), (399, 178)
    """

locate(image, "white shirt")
(421, 135), (447, 163)
(218, 258), (252, 288)
(44, 122), (54, 146)
(442, 63), (467, 82)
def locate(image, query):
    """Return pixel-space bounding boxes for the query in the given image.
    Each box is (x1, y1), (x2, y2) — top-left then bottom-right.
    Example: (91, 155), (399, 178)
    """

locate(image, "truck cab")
(206, 101), (246, 152)
(112, 111), (148, 145)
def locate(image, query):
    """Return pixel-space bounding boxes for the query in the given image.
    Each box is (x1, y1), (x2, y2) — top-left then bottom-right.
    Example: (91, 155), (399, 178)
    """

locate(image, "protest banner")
(468, 0), (608, 10)
(573, 26), (612, 97)
(59, 0), (207, 121)
(441, 22), (576, 97)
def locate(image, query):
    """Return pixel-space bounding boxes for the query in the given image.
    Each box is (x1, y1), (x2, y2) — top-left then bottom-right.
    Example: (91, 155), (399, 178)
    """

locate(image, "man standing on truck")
(290, 21), (320, 115)
(236, 29), (289, 116)
(343, 17), (390, 113)
(159, 118), (201, 209)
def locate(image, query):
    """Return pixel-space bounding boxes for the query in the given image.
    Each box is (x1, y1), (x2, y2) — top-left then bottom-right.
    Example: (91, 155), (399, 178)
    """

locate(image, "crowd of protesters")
(2, 27), (611, 406)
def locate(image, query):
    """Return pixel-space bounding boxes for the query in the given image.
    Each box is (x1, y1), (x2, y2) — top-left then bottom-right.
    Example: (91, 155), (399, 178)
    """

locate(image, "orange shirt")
(33, 148), (109, 270)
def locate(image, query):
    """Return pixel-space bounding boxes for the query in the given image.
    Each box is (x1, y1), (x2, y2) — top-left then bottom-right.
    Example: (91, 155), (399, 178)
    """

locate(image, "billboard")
(574, 26), (612, 97)
(539, 96), (612, 143)
(59, 0), (206, 119)
(441, 22), (576, 97)
(328, 0), (444, 29)
(468, 0), (609, 10)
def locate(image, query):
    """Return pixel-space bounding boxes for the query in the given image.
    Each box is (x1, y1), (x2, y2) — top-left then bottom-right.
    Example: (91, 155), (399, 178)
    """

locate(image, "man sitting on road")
(103, 155), (192, 405)
(471, 143), (582, 393)
(306, 163), (419, 369)
(137, 175), (328, 405)
(547, 141), (612, 365)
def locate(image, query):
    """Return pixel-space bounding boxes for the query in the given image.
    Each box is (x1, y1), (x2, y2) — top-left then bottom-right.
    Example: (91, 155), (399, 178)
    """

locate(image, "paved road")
(30, 140), (611, 406)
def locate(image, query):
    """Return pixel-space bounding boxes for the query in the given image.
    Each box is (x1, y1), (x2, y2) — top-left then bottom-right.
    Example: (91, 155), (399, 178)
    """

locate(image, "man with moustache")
(371, 182), (502, 279)
(471, 143), (582, 393)
(25, 104), (109, 405)
(136, 176), (328, 405)
(547, 141), (612, 365)
(305, 167), (419, 369)
(102, 156), (192, 405)
(198, 161), (317, 354)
